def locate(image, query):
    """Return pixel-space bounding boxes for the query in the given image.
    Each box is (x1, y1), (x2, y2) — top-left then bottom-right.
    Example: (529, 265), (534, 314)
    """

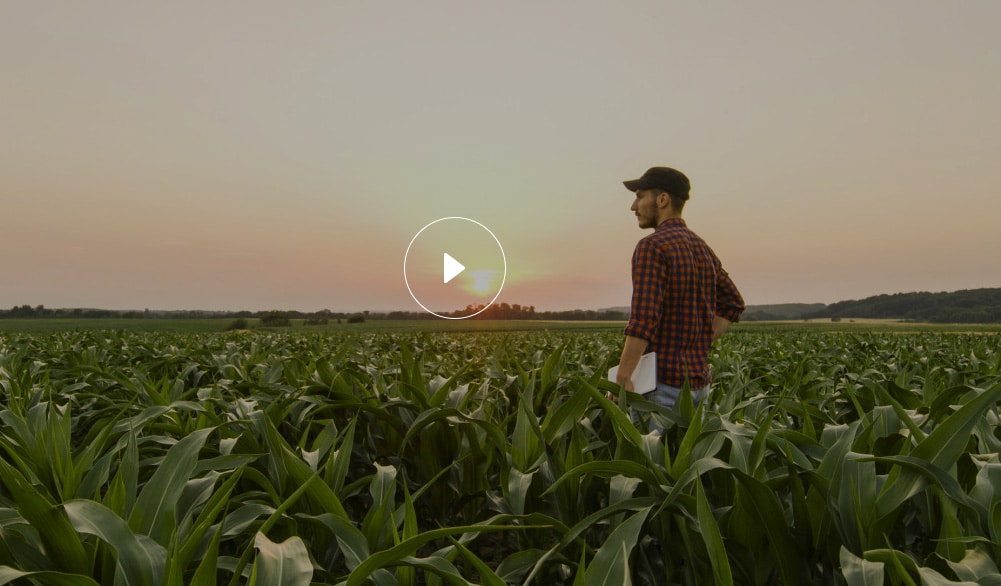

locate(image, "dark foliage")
(807, 288), (1001, 323)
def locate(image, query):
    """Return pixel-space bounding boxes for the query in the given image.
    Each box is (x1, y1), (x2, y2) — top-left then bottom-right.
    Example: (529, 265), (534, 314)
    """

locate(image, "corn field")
(1, 328), (1000, 585)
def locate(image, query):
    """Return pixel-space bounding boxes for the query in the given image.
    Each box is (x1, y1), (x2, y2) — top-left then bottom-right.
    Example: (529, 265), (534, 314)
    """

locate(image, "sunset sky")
(2, 2), (999, 313)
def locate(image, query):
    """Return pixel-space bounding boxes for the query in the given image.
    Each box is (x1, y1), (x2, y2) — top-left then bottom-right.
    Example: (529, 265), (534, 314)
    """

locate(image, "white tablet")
(607, 352), (657, 394)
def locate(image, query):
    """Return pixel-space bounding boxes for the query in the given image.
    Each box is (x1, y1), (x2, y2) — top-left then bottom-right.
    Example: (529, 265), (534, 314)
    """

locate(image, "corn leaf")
(581, 506), (651, 586)
(64, 499), (164, 586)
(839, 546), (884, 586)
(876, 385), (1001, 523)
(696, 478), (733, 586)
(0, 458), (90, 574)
(128, 427), (215, 546)
(0, 567), (101, 586)
(251, 532), (313, 586)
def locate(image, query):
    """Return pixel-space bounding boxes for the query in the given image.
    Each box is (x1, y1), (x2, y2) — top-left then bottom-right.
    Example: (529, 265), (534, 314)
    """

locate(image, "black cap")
(623, 167), (691, 200)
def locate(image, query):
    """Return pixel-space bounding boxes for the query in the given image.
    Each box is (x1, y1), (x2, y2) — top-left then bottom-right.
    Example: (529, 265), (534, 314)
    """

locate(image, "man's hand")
(616, 372), (636, 393)
(608, 335), (649, 402)
(712, 316), (733, 342)
(607, 375), (635, 402)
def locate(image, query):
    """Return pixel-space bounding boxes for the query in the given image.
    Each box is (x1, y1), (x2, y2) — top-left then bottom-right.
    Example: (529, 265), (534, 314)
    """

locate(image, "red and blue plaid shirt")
(624, 218), (745, 389)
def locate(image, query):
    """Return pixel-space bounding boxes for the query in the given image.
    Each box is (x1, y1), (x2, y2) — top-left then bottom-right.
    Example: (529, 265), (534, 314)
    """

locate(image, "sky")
(2, 2), (999, 313)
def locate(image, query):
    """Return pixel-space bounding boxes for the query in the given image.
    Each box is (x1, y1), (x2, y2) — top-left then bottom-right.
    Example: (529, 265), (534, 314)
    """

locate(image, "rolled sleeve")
(714, 265), (745, 323)
(624, 239), (665, 342)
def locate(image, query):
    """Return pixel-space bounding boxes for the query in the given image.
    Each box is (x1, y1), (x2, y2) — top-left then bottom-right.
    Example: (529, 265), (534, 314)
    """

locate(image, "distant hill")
(809, 288), (1001, 323)
(609, 288), (1001, 324)
(742, 303), (826, 321)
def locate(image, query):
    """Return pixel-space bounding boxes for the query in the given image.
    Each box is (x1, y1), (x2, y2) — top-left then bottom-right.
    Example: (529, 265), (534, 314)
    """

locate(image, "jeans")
(645, 382), (709, 410)
(634, 382), (709, 433)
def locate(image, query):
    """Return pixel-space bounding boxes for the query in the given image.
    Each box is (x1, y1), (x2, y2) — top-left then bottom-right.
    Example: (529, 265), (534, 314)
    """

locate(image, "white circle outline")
(403, 217), (507, 320)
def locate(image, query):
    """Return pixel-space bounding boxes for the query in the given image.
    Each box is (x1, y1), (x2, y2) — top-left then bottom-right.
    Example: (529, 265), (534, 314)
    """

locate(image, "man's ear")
(657, 191), (672, 210)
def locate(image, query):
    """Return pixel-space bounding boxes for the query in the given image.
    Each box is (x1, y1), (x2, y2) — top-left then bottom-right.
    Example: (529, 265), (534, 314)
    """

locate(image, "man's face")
(630, 189), (660, 229)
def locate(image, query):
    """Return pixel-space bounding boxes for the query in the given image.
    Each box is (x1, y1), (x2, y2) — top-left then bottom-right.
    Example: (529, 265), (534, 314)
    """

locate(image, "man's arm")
(714, 261), (745, 333)
(712, 315), (732, 342)
(620, 239), (662, 395)
(615, 335), (649, 392)
(615, 239), (661, 400)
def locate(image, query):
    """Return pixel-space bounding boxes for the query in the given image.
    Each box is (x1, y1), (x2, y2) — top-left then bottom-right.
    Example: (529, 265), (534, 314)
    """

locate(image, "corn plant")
(1, 328), (999, 584)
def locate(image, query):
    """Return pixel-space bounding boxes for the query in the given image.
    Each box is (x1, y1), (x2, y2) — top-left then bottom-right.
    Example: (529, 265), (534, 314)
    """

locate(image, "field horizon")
(2, 316), (1001, 336)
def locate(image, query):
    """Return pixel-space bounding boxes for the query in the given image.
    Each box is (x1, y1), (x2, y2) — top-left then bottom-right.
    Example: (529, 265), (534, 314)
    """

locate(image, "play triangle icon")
(443, 252), (465, 284)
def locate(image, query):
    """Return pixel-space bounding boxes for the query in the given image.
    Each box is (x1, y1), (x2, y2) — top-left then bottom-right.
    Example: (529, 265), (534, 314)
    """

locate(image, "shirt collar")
(657, 217), (687, 230)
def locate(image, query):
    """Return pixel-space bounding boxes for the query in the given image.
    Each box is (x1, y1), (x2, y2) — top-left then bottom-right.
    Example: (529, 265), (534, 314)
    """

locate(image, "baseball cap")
(623, 167), (691, 200)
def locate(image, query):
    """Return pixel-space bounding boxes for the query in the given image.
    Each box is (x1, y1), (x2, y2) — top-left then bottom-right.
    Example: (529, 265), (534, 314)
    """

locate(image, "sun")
(468, 270), (497, 296)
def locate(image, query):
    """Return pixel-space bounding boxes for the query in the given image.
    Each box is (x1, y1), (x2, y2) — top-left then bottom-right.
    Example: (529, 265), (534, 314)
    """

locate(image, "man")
(614, 166), (745, 410)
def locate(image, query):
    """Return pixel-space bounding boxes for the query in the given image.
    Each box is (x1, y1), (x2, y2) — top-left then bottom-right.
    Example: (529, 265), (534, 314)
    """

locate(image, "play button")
(443, 253), (465, 284)
(404, 217), (507, 319)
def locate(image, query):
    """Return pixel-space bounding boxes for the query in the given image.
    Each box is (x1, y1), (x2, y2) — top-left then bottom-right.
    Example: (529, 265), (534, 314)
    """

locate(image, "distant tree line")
(382, 303), (627, 320)
(385, 303), (627, 320)
(2, 303), (628, 321)
(806, 288), (1001, 323)
(10, 288), (1000, 323)
(0, 305), (361, 321)
(0, 304), (158, 318)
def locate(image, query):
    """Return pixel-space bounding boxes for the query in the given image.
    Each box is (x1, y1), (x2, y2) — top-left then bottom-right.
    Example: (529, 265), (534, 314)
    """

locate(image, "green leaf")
(279, 435), (350, 520)
(523, 497), (657, 584)
(833, 453), (879, 552)
(729, 469), (809, 584)
(362, 463), (398, 551)
(228, 470), (320, 586)
(512, 387), (542, 471)
(876, 384), (1001, 524)
(327, 418), (356, 496)
(573, 545), (588, 586)
(609, 475), (642, 507)
(747, 405), (776, 478)
(916, 567), (978, 586)
(946, 549), (1001, 583)
(580, 381), (667, 485)
(506, 468), (534, 516)
(495, 549), (547, 583)
(582, 507), (651, 586)
(307, 514), (370, 571)
(388, 555), (467, 583)
(540, 342), (566, 396)
(866, 548), (918, 586)
(696, 479), (733, 586)
(0, 567), (101, 586)
(839, 546), (884, 586)
(345, 523), (547, 586)
(64, 499), (164, 586)
(541, 461), (666, 499)
(0, 458), (90, 574)
(447, 536), (507, 586)
(396, 482), (417, 585)
(541, 387), (590, 443)
(189, 522), (225, 586)
(861, 456), (985, 521)
(251, 532), (313, 586)
(934, 487), (967, 562)
(175, 466), (246, 572)
(670, 394), (706, 478)
(129, 427), (215, 546)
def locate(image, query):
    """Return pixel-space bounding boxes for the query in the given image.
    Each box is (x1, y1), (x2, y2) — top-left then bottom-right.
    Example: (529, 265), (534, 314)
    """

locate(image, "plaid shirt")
(624, 218), (745, 389)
